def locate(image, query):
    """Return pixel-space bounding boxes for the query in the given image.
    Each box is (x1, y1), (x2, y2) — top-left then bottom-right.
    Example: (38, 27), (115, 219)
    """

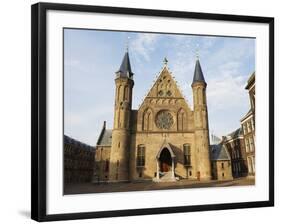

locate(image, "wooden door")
(162, 162), (170, 172)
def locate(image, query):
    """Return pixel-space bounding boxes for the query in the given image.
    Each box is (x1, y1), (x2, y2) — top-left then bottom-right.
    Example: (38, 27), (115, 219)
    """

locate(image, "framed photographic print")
(31, 2), (274, 222)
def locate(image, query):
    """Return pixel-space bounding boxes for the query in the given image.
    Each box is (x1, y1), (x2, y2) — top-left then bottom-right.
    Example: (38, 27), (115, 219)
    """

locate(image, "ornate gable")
(136, 63), (193, 132)
(139, 65), (191, 111)
(146, 66), (184, 99)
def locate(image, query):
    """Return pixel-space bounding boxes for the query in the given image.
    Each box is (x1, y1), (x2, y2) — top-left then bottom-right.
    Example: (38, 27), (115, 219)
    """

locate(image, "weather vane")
(195, 43), (200, 59)
(126, 36), (130, 52)
(163, 57), (168, 66)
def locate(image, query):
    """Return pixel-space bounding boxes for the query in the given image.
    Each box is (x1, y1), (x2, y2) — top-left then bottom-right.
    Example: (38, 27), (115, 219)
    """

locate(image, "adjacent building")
(223, 128), (248, 178)
(240, 72), (255, 177)
(92, 122), (112, 183)
(210, 144), (233, 181)
(64, 135), (95, 183)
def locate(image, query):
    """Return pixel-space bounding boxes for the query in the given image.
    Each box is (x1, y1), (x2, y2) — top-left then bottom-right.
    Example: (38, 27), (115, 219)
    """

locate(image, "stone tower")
(109, 50), (134, 182)
(192, 58), (212, 180)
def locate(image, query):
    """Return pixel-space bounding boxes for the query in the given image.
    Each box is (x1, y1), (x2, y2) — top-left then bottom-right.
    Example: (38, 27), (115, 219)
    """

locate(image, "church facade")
(93, 50), (227, 183)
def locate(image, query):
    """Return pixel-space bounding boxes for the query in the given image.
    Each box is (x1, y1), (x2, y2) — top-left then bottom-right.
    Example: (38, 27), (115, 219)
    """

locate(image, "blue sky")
(64, 28), (255, 146)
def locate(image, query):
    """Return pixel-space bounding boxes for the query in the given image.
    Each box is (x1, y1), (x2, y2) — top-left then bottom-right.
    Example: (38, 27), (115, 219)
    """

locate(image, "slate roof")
(64, 135), (95, 151)
(192, 59), (206, 84)
(96, 129), (112, 146)
(116, 51), (133, 78)
(210, 144), (231, 161)
(228, 128), (243, 139)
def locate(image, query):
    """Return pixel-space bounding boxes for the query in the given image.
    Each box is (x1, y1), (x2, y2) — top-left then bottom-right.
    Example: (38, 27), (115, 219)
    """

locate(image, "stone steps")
(153, 171), (178, 182)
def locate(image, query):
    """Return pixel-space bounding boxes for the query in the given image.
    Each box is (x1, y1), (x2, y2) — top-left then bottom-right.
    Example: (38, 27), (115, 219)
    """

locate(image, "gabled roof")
(192, 59), (206, 84)
(97, 129), (112, 146)
(210, 144), (231, 161)
(96, 121), (112, 146)
(138, 65), (191, 110)
(116, 51), (133, 78)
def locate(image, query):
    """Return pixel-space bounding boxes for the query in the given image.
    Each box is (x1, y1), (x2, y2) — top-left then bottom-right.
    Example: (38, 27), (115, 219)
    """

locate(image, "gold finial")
(163, 57), (168, 66)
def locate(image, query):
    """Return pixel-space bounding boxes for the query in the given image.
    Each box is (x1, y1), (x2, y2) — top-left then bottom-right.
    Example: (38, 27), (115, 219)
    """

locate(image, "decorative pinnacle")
(163, 57), (168, 66)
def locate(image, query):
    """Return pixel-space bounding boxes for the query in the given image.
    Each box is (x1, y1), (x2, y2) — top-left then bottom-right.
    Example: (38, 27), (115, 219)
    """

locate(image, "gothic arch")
(142, 108), (153, 131)
(177, 108), (187, 131)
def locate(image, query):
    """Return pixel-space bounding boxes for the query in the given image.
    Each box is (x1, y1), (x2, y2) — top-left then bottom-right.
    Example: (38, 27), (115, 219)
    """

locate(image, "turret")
(109, 50), (134, 182)
(192, 58), (211, 180)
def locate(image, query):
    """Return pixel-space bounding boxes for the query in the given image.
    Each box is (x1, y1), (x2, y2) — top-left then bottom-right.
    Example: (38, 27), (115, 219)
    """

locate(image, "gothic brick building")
(93, 50), (232, 183)
(210, 144), (232, 181)
(64, 135), (95, 183)
(222, 128), (248, 178)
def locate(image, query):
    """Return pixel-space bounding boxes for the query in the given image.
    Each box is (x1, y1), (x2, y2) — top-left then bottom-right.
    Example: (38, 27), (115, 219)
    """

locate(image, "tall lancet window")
(124, 85), (129, 101)
(183, 144), (191, 166)
(117, 85), (122, 102)
(136, 145), (145, 167)
(142, 108), (153, 131)
(177, 108), (186, 131)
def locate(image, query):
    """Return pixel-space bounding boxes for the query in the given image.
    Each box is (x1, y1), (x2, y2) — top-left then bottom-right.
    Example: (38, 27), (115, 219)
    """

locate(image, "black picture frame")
(31, 2), (274, 222)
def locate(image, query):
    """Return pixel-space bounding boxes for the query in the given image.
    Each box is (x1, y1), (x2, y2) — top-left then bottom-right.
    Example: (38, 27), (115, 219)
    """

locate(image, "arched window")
(124, 85), (129, 101)
(117, 85), (122, 102)
(137, 145), (145, 167)
(198, 87), (203, 105)
(147, 112), (151, 130)
(142, 108), (153, 131)
(183, 144), (191, 166)
(104, 159), (109, 172)
(177, 108), (186, 131)
(203, 89), (206, 104)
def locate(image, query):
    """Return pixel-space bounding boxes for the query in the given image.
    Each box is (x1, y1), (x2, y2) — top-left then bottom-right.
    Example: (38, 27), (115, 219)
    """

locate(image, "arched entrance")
(154, 142), (177, 182)
(159, 148), (172, 172)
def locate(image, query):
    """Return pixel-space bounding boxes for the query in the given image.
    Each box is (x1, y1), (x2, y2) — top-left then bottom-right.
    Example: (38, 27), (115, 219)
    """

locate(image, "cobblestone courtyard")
(64, 177), (255, 195)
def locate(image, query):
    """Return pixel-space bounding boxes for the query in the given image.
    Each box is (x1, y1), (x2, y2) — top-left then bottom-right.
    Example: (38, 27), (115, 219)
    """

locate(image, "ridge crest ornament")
(155, 110), (174, 129)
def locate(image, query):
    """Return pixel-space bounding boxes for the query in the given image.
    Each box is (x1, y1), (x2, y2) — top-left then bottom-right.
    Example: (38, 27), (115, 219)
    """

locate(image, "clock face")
(155, 110), (174, 129)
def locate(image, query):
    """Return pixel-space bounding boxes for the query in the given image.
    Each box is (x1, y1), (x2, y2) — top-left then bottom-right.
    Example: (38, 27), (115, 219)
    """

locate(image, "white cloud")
(130, 33), (159, 61)
(207, 73), (248, 110)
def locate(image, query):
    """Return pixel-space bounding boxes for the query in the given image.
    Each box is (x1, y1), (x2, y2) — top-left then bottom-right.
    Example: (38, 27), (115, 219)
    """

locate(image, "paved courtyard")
(64, 177), (255, 195)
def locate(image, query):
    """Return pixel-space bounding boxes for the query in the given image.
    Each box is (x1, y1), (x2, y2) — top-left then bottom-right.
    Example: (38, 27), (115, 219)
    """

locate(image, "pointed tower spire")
(116, 37), (133, 78)
(192, 59), (206, 84)
(116, 51), (133, 78)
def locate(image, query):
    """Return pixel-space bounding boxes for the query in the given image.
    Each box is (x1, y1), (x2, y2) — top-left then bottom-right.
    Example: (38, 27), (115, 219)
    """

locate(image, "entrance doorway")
(154, 142), (177, 182)
(159, 148), (172, 172)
